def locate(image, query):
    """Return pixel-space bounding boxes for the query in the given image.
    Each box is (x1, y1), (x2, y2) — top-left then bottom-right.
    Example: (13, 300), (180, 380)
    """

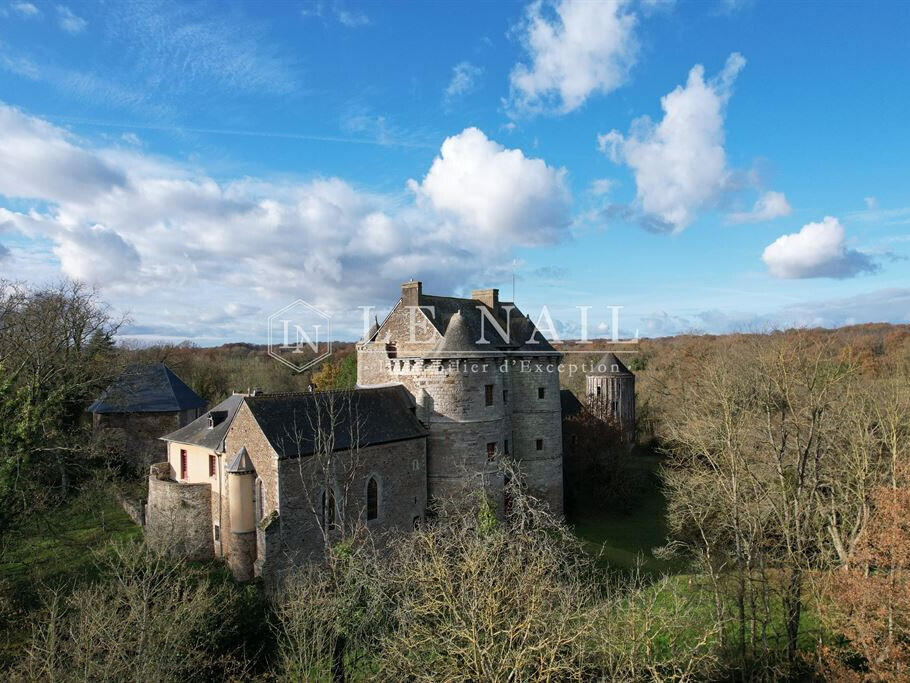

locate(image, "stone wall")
(357, 297), (565, 516)
(586, 374), (635, 440)
(267, 436), (427, 582)
(94, 411), (185, 472)
(220, 403), (280, 576)
(145, 462), (213, 561)
(508, 356), (564, 513)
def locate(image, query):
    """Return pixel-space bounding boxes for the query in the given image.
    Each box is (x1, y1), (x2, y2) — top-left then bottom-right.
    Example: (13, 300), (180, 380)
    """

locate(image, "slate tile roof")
(591, 353), (634, 376)
(411, 293), (558, 355)
(89, 363), (206, 414)
(160, 392), (246, 452)
(244, 385), (427, 459)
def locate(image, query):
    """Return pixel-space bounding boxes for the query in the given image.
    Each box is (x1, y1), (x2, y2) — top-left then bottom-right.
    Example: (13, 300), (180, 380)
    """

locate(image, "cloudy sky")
(0, 0), (908, 343)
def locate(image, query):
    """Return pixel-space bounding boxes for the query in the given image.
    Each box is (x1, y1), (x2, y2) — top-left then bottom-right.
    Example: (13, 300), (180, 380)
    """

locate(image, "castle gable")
(366, 281), (558, 357)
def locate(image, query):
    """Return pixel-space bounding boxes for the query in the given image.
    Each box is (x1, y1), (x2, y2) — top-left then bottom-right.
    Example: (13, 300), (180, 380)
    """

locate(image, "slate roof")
(560, 389), (584, 419)
(244, 385), (427, 459)
(89, 363), (206, 414)
(411, 293), (558, 355)
(226, 447), (255, 474)
(591, 353), (634, 376)
(160, 393), (245, 452)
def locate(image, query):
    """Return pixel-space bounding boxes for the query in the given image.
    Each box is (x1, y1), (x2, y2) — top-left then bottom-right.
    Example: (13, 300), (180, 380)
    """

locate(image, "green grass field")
(567, 451), (688, 576)
(0, 496), (141, 668)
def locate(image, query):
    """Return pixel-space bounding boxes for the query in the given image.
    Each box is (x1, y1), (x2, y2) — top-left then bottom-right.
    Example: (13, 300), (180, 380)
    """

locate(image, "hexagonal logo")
(267, 299), (332, 373)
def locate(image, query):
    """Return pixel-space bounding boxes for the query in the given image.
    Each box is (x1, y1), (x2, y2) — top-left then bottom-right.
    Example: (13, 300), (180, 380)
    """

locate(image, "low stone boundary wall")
(116, 492), (146, 527)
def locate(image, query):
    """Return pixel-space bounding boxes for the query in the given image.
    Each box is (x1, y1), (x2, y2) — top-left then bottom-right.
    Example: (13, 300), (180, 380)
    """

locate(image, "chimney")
(472, 288), (499, 311)
(402, 280), (422, 308)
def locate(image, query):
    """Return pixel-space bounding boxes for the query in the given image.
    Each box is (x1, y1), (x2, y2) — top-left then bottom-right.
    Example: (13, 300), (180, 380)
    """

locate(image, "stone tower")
(586, 353), (635, 441)
(357, 281), (564, 514)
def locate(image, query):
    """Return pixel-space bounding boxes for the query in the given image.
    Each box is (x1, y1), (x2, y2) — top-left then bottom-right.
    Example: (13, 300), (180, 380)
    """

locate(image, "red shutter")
(180, 450), (188, 479)
(209, 454), (216, 477)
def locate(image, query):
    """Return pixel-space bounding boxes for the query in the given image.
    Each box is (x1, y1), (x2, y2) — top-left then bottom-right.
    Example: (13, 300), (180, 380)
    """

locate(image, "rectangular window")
(536, 439), (543, 451)
(538, 387), (545, 399)
(180, 449), (187, 479)
(214, 524), (220, 541)
(596, 385), (602, 397)
(209, 454), (216, 477)
(487, 442), (497, 462)
(484, 384), (494, 407)
(502, 389), (509, 404)
(504, 439), (510, 456)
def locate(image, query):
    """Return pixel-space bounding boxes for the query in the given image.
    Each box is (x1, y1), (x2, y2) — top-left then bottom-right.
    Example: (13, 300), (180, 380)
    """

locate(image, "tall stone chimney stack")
(402, 280), (422, 307)
(472, 288), (499, 311)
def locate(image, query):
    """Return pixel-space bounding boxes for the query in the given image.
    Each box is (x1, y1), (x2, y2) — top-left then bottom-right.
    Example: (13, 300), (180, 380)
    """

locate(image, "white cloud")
(864, 196), (878, 210)
(726, 190), (792, 224)
(0, 105), (125, 203)
(336, 7), (369, 27)
(53, 224), (141, 283)
(12, 2), (39, 17)
(445, 61), (483, 99)
(0, 106), (570, 339)
(598, 53), (746, 232)
(301, 1), (369, 27)
(588, 178), (613, 196)
(0, 242), (9, 261)
(509, 0), (638, 114)
(56, 5), (87, 34)
(408, 127), (571, 247)
(761, 216), (878, 279)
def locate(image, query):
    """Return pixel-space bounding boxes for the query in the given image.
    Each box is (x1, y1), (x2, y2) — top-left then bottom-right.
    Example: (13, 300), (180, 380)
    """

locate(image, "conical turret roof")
(433, 310), (474, 355)
(226, 447), (256, 474)
(591, 353), (633, 376)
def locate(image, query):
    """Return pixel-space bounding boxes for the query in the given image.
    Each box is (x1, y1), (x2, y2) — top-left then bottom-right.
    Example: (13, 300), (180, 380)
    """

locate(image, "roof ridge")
(246, 386), (402, 400)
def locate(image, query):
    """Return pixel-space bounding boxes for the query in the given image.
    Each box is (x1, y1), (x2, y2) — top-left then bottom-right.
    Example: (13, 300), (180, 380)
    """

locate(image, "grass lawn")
(0, 495), (141, 668)
(568, 450), (687, 576)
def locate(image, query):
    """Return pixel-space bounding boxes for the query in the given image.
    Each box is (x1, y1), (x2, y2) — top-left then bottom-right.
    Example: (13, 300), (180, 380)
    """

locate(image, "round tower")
(225, 447), (257, 581)
(586, 353), (635, 441)
(508, 353), (563, 513)
(416, 311), (510, 511)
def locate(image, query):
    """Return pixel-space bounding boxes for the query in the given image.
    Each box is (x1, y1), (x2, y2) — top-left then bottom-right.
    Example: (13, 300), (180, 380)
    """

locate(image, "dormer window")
(386, 342), (397, 359)
(611, 364), (619, 373)
(207, 414), (214, 429)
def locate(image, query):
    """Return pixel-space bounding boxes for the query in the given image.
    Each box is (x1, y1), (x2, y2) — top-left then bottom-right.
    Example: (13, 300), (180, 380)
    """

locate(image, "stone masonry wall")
(270, 436), (427, 582)
(507, 356), (564, 514)
(221, 402), (280, 572)
(145, 462), (213, 561)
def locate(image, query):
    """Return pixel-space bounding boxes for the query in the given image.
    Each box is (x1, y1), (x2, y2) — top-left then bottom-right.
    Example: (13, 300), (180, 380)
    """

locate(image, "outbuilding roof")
(244, 385), (428, 459)
(89, 363), (206, 414)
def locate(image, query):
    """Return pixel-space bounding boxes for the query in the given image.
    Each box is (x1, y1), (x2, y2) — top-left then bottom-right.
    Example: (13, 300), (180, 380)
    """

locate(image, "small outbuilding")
(89, 362), (206, 469)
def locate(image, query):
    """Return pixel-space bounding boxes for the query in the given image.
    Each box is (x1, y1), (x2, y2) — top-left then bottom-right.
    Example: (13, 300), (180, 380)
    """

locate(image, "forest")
(1, 280), (908, 681)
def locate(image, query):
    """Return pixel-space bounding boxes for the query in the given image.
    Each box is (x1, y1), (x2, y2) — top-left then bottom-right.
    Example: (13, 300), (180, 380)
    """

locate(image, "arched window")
(256, 479), (264, 522)
(366, 477), (378, 521)
(321, 488), (336, 531)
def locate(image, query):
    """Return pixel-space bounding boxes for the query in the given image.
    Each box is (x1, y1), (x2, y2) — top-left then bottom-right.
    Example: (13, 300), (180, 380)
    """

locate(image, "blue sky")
(0, 0), (908, 343)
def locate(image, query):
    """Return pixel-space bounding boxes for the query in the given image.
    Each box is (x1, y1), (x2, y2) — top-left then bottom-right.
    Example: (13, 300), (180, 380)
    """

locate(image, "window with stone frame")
(484, 384), (494, 407)
(486, 442), (497, 461)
